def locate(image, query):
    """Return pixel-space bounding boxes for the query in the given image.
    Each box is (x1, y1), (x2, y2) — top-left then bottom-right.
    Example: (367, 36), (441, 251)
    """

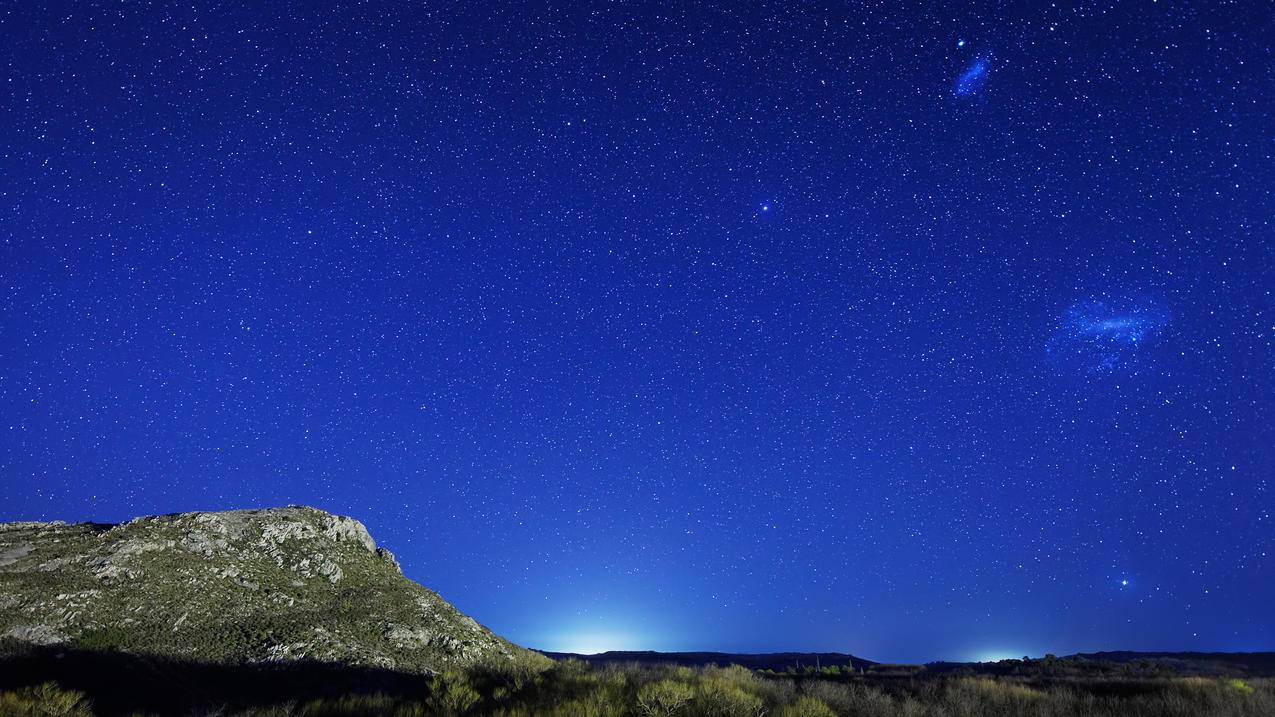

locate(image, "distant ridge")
(540, 649), (1275, 676)
(539, 650), (876, 672)
(1070, 651), (1275, 674)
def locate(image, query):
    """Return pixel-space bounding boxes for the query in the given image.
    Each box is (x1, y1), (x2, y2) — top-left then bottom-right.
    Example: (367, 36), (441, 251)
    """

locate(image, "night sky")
(1, 2), (1272, 663)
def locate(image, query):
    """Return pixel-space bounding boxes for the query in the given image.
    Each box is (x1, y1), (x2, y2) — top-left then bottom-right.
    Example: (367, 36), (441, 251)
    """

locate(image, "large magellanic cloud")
(1046, 297), (1170, 374)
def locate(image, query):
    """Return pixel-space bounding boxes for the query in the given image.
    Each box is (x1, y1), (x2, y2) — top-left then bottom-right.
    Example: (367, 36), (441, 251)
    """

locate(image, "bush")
(774, 696), (836, 717)
(1224, 678), (1254, 695)
(427, 670), (481, 715)
(0, 682), (94, 717)
(691, 682), (765, 717)
(298, 693), (427, 717)
(637, 680), (694, 716)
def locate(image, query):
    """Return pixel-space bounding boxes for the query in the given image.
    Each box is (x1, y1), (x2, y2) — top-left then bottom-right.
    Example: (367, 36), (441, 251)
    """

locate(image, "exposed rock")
(4, 624), (67, 646)
(0, 544), (33, 569)
(385, 624), (434, 648)
(320, 513), (377, 552)
(376, 547), (401, 572)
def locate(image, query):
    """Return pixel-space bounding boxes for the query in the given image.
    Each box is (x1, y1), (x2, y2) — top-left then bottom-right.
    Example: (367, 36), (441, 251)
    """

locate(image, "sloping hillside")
(0, 506), (546, 675)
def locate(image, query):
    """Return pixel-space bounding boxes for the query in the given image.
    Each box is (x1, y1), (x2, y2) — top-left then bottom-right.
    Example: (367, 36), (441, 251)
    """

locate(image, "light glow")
(549, 631), (643, 655)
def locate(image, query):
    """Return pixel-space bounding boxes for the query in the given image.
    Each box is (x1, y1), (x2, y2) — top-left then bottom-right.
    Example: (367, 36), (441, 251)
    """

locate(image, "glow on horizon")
(545, 631), (649, 654)
(969, 648), (1037, 663)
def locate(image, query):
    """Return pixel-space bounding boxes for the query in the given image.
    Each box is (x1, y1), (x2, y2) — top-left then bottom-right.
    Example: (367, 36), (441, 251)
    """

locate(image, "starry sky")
(1, 2), (1272, 663)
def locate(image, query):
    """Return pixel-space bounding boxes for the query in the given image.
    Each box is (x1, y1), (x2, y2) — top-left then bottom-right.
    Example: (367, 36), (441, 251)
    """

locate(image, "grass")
(4, 658), (1272, 716)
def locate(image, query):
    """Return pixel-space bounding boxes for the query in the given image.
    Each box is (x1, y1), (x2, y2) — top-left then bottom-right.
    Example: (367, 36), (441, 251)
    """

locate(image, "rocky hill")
(0, 506), (544, 675)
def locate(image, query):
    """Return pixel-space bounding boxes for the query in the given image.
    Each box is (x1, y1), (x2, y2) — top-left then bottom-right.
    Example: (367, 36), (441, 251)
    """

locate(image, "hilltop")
(0, 506), (545, 675)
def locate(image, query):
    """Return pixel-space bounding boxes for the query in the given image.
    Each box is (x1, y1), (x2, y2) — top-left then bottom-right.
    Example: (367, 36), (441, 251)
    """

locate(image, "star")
(1, 0), (1265, 667)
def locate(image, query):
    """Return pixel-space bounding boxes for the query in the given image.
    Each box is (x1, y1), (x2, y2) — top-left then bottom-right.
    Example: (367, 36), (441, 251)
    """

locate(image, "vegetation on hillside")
(0, 508), (541, 674)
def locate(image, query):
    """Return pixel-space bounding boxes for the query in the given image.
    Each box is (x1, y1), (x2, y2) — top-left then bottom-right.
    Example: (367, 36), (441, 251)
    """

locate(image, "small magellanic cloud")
(954, 53), (992, 97)
(1046, 296), (1170, 375)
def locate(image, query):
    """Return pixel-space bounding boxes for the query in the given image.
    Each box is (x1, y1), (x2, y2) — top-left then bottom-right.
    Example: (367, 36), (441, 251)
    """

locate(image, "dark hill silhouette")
(540, 650), (876, 671)
(541, 649), (1275, 677)
(1073, 651), (1275, 675)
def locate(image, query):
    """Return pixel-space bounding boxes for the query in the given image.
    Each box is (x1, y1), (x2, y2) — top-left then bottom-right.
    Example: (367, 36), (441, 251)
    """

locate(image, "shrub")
(691, 682), (765, 717)
(951, 676), (1045, 701)
(75, 626), (131, 652)
(427, 670), (481, 715)
(0, 682), (94, 717)
(299, 693), (427, 717)
(774, 696), (836, 717)
(1223, 677), (1254, 695)
(637, 680), (694, 716)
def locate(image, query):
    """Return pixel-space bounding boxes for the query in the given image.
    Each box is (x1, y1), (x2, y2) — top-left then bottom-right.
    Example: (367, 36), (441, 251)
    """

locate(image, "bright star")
(1121, 579), (1129, 587)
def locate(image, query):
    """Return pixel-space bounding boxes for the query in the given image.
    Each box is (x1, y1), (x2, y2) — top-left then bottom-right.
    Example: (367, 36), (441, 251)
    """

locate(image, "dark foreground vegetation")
(2, 643), (1273, 717)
